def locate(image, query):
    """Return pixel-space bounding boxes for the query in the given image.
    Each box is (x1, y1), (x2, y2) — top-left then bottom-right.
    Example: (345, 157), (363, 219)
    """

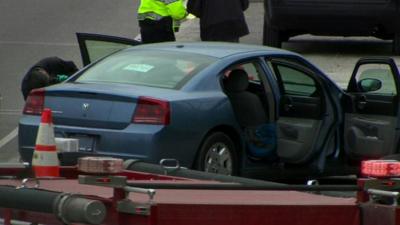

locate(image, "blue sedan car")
(19, 33), (400, 179)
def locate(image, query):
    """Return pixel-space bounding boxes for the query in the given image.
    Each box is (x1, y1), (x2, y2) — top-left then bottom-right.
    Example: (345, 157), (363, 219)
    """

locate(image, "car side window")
(224, 62), (263, 83)
(355, 64), (397, 95)
(84, 40), (134, 64)
(276, 65), (316, 96)
(241, 63), (262, 82)
(268, 60), (318, 97)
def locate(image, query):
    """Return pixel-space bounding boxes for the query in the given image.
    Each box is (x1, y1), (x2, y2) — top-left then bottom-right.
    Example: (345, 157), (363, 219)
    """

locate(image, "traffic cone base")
(33, 166), (60, 177)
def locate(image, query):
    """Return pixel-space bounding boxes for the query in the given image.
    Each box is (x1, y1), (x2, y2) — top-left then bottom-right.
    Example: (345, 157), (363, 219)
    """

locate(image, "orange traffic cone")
(32, 108), (60, 177)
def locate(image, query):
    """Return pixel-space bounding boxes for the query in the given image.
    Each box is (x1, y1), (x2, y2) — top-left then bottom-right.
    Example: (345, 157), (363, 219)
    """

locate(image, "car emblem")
(82, 103), (90, 117)
(82, 103), (90, 111)
(82, 103), (90, 115)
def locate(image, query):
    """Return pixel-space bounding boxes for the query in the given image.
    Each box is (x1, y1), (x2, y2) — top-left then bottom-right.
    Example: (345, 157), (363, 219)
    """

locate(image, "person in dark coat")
(187, 0), (249, 42)
(21, 57), (78, 100)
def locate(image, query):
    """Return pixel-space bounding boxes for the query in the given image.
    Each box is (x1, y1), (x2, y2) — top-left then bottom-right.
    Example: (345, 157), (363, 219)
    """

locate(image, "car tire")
(263, 21), (282, 48)
(195, 132), (239, 176)
(393, 32), (400, 55)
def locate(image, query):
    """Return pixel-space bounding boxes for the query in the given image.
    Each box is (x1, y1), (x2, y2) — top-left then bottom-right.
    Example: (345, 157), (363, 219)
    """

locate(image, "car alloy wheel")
(196, 132), (238, 176)
(204, 142), (233, 175)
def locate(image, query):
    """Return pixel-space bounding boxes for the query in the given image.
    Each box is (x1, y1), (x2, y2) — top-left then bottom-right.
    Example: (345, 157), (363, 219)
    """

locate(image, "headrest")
(224, 69), (249, 92)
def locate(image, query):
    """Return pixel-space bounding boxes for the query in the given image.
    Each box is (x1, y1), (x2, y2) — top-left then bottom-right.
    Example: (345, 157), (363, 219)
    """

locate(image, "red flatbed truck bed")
(0, 179), (359, 225)
(0, 165), (397, 225)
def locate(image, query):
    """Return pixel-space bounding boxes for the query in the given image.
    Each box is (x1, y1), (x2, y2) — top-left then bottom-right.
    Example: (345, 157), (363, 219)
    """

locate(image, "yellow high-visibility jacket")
(138, 0), (187, 21)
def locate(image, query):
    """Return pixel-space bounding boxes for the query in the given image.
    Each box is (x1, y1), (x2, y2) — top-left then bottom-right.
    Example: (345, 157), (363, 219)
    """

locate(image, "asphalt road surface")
(0, 0), (139, 162)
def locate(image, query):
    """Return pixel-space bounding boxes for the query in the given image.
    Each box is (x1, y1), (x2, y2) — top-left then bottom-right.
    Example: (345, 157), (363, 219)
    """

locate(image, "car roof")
(128, 41), (293, 58)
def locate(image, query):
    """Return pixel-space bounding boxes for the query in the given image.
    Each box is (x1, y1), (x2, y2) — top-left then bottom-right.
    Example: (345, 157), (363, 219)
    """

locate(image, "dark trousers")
(139, 17), (175, 44)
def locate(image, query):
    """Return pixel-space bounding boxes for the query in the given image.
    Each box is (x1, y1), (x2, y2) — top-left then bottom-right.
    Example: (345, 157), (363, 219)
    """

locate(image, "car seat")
(224, 69), (276, 159)
(224, 69), (267, 127)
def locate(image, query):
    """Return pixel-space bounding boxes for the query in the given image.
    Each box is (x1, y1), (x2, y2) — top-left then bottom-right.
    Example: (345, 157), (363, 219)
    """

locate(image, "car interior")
(222, 58), (330, 165)
(222, 65), (277, 159)
(223, 68), (268, 128)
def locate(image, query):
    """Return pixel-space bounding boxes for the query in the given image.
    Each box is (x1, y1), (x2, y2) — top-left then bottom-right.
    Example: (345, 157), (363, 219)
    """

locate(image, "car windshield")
(75, 49), (217, 89)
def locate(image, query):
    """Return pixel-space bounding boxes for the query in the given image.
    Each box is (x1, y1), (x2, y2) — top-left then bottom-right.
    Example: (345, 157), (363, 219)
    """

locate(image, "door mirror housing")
(358, 78), (382, 92)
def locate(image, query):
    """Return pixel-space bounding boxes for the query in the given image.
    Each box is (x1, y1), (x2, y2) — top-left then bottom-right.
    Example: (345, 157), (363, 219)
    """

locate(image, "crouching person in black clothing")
(21, 57), (78, 100)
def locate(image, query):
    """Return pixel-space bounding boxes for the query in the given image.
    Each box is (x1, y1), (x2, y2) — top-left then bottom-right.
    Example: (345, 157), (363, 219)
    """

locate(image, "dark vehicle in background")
(263, 0), (400, 54)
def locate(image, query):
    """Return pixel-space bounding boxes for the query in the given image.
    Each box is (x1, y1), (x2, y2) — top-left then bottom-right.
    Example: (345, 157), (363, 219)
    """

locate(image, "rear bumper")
(18, 116), (198, 167)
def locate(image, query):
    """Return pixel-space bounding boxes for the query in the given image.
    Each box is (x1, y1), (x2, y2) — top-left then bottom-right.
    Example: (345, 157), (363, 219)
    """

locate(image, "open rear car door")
(266, 57), (337, 166)
(76, 33), (140, 66)
(344, 57), (400, 160)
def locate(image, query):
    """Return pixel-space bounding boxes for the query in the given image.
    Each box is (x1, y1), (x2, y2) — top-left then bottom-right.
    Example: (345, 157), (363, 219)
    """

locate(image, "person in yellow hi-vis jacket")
(138, 0), (187, 43)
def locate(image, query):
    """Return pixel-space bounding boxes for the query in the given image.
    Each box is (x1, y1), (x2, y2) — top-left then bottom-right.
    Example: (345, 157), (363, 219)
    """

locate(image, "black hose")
(0, 185), (106, 225)
(0, 185), (58, 213)
(124, 159), (286, 187)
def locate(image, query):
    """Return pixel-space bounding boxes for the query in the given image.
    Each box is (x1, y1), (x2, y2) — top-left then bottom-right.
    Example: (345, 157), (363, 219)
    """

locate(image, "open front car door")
(76, 33), (141, 67)
(344, 57), (400, 160)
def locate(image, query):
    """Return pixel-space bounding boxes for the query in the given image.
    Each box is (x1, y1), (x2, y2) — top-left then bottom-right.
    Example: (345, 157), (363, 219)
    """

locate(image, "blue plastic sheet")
(245, 123), (277, 159)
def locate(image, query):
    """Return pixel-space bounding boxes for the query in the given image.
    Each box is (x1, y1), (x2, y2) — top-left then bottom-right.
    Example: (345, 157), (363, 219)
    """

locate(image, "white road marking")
(0, 127), (18, 150)
(0, 41), (76, 46)
(0, 109), (21, 116)
(0, 218), (31, 225)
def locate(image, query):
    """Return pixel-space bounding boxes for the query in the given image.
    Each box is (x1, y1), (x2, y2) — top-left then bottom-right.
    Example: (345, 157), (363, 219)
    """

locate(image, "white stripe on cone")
(35, 122), (56, 146)
(32, 151), (59, 166)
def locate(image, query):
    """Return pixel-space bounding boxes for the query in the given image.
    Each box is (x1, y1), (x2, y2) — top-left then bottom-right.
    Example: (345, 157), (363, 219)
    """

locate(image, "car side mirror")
(358, 78), (382, 92)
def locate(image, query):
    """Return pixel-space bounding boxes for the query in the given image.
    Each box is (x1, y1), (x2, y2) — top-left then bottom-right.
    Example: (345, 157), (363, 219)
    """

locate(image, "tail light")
(132, 96), (170, 125)
(361, 160), (400, 178)
(23, 88), (45, 115)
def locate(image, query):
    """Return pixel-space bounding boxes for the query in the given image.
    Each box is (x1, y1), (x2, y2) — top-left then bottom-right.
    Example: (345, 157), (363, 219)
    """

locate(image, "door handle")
(284, 104), (293, 112)
(357, 101), (367, 110)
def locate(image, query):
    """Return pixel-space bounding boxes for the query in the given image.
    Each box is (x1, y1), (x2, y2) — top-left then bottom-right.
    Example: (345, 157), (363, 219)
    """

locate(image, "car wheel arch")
(192, 125), (243, 175)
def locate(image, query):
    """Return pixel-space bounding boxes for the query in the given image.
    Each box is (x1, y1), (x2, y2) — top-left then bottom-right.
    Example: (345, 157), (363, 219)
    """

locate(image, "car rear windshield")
(75, 49), (217, 89)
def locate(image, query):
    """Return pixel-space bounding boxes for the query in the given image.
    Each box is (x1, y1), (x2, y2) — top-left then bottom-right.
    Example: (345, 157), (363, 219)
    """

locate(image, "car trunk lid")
(44, 83), (169, 129)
